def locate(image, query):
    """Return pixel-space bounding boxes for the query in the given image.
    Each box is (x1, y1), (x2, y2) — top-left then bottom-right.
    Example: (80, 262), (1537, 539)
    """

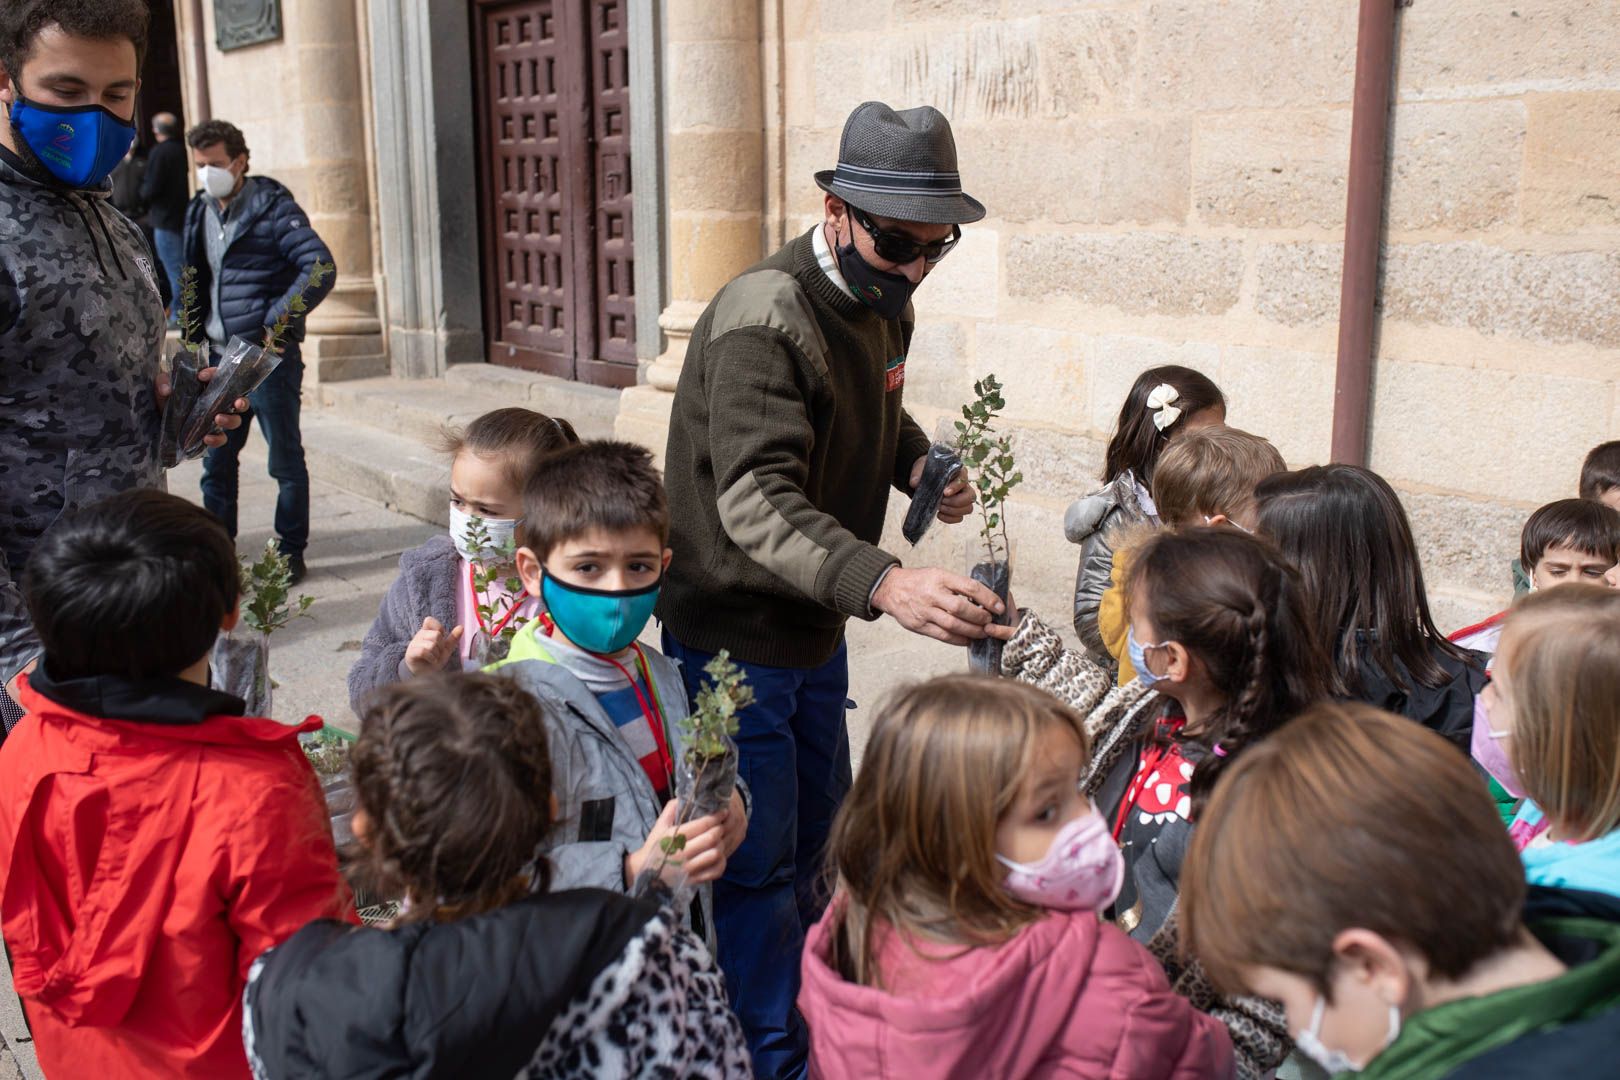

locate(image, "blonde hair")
(1151, 425), (1286, 527)
(824, 677), (1089, 988)
(1501, 584), (1620, 842)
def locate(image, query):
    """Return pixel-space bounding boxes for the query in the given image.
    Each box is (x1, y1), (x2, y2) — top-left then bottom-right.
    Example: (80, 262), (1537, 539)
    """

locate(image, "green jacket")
(1359, 914), (1620, 1080)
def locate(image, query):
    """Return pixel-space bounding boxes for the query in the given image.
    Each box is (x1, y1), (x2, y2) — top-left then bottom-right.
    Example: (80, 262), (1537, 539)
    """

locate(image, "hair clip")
(1147, 383), (1183, 432)
(1211, 742), (1229, 758)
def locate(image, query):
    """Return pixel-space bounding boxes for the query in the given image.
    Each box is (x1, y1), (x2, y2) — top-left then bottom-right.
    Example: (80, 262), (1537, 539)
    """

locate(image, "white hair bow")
(1147, 383), (1182, 432)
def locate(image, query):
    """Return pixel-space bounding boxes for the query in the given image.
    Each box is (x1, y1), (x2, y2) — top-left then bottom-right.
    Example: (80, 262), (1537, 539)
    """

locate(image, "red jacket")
(0, 671), (355, 1079)
(800, 901), (1234, 1079)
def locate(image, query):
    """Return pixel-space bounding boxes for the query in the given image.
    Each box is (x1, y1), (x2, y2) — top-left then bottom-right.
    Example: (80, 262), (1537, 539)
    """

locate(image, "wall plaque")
(215, 0), (282, 52)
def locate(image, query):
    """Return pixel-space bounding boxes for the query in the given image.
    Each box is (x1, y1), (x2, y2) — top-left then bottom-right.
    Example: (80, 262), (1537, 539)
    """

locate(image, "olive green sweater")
(658, 229), (931, 668)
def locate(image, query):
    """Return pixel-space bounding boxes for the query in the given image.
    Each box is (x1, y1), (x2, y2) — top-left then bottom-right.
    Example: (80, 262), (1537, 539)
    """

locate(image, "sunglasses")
(850, 207), (961, 266)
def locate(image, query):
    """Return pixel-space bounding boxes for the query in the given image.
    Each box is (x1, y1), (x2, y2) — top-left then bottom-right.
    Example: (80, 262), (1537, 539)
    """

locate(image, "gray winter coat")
(347, 535), (460, 715)
(0, 147), (167, 690)
(491, 630), (747, 953)
(1064, 471), (1155, 668)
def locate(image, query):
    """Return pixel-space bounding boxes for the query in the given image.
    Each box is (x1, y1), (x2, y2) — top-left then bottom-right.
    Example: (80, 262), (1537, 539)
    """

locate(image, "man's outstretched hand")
(154, 367), (247, 450)
(909, 454), (975, 524)
(873, 566), (1015, 646)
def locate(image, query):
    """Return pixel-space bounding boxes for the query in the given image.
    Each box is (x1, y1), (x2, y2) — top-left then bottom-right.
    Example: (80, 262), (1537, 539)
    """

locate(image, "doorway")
(471, 0), (636, 388)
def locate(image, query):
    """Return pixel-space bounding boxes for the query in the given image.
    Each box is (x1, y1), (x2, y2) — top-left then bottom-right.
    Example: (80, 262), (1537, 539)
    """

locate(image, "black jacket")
(139, 138), (191, 232)
(243, 890), (752, 1079)
(1353, 637), (1487, 749)
(180, 176), (335, 352)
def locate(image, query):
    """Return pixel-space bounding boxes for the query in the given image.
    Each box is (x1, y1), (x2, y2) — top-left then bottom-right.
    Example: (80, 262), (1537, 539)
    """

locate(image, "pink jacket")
(800, 903), (1234, 1080)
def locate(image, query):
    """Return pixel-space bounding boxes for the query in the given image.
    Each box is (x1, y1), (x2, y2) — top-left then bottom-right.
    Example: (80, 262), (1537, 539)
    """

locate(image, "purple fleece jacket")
(347, 535), (459, 715)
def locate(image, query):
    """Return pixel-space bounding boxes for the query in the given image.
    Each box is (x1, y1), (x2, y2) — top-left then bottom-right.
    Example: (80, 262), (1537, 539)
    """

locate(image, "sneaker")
(287, 556), (308, 586)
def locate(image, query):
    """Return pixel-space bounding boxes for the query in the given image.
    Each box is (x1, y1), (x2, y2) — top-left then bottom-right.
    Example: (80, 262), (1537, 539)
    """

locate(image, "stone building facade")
(170, 0), (1620, 633)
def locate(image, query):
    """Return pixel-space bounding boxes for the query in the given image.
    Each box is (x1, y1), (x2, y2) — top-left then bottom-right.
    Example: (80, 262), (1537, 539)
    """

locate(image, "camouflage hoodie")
(0, 145), (167, 686)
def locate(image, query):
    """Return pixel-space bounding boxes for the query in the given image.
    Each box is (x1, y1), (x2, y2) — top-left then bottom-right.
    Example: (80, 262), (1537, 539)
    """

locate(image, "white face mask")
(448, 504), (520, 564)
(1293, 993), (1401, 1075)
(198, 163), (237, 200)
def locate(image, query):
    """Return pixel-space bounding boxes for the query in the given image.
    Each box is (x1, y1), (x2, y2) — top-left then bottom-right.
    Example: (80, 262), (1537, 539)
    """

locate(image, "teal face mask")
(540, 569), (661, 655)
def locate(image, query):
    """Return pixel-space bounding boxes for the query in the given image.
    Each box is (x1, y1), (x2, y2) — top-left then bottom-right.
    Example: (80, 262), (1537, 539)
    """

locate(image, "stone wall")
(773, 0), (1620, 628)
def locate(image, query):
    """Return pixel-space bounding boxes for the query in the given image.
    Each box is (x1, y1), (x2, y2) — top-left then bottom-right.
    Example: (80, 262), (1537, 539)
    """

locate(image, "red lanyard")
(468, 562), (527, 639)
(1112, 716), (1187, 842)
(539, 615), (674, 792)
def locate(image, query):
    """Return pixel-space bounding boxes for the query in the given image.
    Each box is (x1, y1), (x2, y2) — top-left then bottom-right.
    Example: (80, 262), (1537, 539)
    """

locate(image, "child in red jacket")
(0, 491), (353, 1079)
(799, 676), (1233, 1079)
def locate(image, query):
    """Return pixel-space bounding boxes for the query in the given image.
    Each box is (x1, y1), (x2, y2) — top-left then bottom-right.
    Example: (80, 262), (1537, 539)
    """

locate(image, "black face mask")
(834, 219), (918, 321)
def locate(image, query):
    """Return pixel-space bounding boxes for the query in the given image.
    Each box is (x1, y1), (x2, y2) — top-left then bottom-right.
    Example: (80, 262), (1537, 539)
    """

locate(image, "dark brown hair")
(438, 407), (580, 496)
(1519, 497), (1620, 571)
(351, 673), (554, 921)
(185, 118), (249, 162)
(1127, 527), (1340, 816)
(24, 490), (239, 680)
(1181, 702), (1526, 998)
(1581, 440), (1620, 501)
(825, 677), (1090, 988)
(1101, 365), (1225, 485)
(518, 440), (668, 560)
(1150, 425), (1286, 527)
(1254, 464), (1477, 695)
(0, 0), (148, 81)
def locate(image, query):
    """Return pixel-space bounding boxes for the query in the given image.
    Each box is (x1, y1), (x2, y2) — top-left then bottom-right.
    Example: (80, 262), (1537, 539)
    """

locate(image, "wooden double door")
(473, 0), (636, 387)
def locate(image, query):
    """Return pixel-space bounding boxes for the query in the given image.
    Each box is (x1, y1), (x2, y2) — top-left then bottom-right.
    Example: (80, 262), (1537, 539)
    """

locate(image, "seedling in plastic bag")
(955, 376), (1022, 675)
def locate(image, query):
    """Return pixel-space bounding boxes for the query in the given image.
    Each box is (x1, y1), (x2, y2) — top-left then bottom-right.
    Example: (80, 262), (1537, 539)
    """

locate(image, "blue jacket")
(180, 176), (334, 353)
(1515, 802), (1620, 900)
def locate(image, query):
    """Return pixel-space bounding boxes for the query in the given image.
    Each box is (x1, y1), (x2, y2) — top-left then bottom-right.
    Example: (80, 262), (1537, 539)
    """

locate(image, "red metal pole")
(1331, 0), (1399, 466)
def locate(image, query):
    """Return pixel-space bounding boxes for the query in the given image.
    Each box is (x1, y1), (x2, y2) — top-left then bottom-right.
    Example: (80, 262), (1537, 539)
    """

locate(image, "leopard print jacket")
(1002, 608), (1290, 1079)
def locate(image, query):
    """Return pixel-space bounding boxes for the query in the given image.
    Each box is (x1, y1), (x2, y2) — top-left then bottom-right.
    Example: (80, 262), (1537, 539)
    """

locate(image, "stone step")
(300, 410), (449, 527)
(443, 363), (621, 437)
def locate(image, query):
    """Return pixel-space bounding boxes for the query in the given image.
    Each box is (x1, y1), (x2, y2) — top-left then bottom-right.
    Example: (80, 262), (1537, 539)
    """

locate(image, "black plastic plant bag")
(968, 559), (1013, 676)
(158, 350), (205, 468)
(903, 442), (963, 545)
(170, 336), (282, 464)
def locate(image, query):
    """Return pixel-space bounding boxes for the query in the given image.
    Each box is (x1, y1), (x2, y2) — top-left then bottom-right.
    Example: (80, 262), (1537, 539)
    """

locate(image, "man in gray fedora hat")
(657, 101), (1010, 1078)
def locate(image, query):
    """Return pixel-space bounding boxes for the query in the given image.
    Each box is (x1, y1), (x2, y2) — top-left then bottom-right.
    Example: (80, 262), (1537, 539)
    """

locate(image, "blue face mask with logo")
(9, 93), (137, 188)
(541, 570), (661, 655)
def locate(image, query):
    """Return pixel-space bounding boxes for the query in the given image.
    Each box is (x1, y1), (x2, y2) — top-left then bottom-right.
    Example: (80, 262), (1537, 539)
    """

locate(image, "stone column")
(615, 0), (766, 456)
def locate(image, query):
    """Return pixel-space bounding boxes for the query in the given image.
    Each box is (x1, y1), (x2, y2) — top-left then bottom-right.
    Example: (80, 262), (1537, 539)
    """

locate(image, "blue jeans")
(662, 632), (853, 1080)
(151, 228), (183, 321)
(200, 344), (309, 557)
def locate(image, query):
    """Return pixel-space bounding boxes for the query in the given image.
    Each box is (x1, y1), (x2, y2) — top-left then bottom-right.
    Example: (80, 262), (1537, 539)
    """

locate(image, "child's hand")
(720, 790), (748, 857)
(404, 617), (463, 675)
(625, 800), (731, 887)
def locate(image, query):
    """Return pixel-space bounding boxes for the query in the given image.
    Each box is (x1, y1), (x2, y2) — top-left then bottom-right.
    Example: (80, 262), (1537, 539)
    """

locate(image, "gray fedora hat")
(815, 101), (986, 225)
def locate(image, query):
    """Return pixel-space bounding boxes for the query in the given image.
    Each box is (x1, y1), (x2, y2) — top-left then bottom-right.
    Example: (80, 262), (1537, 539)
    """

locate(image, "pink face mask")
(1470, 693), (1524, 799)
(997, 804), (1125, 912)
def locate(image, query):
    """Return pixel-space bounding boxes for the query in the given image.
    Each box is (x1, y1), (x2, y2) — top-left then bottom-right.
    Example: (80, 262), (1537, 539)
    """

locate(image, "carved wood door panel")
(473, 0), (635, 387)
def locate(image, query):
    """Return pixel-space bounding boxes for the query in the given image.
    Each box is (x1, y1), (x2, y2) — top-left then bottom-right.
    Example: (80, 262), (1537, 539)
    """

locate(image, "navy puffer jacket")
(180, 175), (334, 352)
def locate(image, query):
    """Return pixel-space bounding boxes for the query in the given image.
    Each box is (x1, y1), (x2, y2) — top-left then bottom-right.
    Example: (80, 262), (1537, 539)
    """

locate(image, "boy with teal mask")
(488, 441), (748, 949)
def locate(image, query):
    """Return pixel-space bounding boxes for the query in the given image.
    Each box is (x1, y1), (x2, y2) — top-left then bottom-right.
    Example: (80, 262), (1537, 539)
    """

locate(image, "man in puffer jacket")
(182, 119), (335, 584)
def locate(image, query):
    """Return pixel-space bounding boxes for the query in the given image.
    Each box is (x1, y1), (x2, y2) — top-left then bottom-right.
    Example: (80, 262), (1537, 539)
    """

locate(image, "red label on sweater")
(885, 357), (906, 392)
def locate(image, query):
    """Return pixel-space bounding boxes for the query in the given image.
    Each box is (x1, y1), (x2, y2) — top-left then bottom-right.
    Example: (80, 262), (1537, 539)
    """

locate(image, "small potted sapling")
(460, 515), (526, 665)
(212, 541), (314, 716)
(158, 266), (210, 468)
(161, 259), (334, 465)
(954, 375), (1022, 675)
(633, 651), (752, 901)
